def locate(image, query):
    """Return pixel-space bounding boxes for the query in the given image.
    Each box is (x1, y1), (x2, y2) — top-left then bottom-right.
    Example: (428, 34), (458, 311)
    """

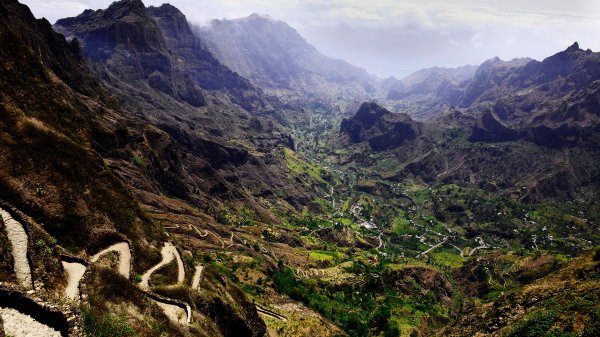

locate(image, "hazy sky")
(20, 0), (600, 78)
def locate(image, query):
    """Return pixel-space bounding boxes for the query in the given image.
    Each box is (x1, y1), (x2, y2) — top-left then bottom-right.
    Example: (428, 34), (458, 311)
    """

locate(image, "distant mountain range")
(195, 13), (377, 98)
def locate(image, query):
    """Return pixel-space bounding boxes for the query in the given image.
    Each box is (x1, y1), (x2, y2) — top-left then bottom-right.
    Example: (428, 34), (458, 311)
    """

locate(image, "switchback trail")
(0, 208), (33, 289)
(61, 261), (86, 300)
(139, 242), (185, 291)
(91, 242), (131, 279)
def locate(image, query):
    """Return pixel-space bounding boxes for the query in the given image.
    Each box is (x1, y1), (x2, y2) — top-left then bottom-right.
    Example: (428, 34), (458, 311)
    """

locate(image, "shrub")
(131, 155), (148, 171)
(82, 308), (136, 337)
(593, 247), (600, 262)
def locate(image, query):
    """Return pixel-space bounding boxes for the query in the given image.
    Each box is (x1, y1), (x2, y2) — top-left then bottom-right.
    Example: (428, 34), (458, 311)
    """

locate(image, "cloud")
(19, 0), (600, 77)
(20, 1), (90, 21)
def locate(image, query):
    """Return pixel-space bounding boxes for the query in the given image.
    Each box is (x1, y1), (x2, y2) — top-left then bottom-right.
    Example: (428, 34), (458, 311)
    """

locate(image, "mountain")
(54, 0), (206, 107)
(458, 56), (532, 107)
(332, 43), (600, 205)
(195, 14), (377, 97)
(0, 0), (154, 250)
(53, 0), (317, 214)
(339, 102), (423, 151)
(387, 64), (478, 100)
(385, 65), (478, 119)
(461, 44), (600, 148)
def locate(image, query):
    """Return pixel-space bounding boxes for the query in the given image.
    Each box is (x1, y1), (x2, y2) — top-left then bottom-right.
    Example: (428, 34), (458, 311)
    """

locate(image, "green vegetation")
(215, 205), (258, 227)
(131, 155), (148, 171)
(308, 250), (345, 262)
(283, 148), (328, 185)
(82, 308), (136, 337)
(392, 213), (415, 235)
(430, 251), (465, 268)
(272, 260), (454, 337)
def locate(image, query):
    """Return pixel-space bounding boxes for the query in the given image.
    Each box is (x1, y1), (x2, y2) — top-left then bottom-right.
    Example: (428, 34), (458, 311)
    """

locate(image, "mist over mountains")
(1, 1), (600, 337)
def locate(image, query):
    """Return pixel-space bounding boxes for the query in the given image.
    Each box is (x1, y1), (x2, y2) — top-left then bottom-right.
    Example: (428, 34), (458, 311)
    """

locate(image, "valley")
(1, 0), (600, 337)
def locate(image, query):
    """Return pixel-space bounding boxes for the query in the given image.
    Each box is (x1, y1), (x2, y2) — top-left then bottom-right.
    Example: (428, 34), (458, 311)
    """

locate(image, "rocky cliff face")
(55, 0), (206, 107)
(146, 4), (273, 112)
(469, 110), (520, 142)
(51, 0), (314, 215)
(196, 14), (376, 97)
(340, 102), (422, 151)
(0, 0), (155, 249)
(458, 57), (532, 107)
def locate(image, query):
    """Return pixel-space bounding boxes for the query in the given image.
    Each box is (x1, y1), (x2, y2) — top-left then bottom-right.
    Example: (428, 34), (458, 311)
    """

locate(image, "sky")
(20, 0), (600, 78)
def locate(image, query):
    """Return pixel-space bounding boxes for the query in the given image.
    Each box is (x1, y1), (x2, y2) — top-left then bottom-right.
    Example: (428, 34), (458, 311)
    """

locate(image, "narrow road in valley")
(417, 238), (448, 258)
(377, 232), (384, 250)
(468, 245), (492, 257)
(447, 241), (491, 257)
(191, 225), (225, 248)
(61, 261), (86, 300)
(139, 242), (185, 291)
(0, 208), (33, 289)
(91, 242), (132, 279)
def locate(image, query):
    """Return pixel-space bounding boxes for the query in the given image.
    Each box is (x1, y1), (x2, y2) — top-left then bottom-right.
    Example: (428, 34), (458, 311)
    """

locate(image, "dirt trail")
(154, 301), (188, 324)
(61, 261), (86, 300)
(0, 307), (61, 337)
(139, 242), (185, 291)
(89, 241), (192, 325)
(0, 209), (33, 289)
(91, 242), (131, 279)
(417, 238), (448, 258)
(191, 265), (204, 290)
(191, 225), (225, 248)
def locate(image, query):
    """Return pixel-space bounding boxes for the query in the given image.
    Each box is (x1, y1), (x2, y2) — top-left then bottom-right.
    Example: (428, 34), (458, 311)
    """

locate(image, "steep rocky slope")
(440, 250), (600, 337)
(0, 1), (328, 336)
(196, 14), (376, 98)
(0, 0), (155, 250)
(385, 65), (478, 119)
(339, 102), (423, 151)
(53, 0), (316, 216)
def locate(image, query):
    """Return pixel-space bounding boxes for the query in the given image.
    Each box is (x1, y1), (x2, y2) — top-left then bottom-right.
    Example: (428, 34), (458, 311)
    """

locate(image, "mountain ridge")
(195, 13), (377, 98)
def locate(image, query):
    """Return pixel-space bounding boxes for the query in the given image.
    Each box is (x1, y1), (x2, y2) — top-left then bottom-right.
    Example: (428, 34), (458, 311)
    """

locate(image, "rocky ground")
(0, 307), (61, 337)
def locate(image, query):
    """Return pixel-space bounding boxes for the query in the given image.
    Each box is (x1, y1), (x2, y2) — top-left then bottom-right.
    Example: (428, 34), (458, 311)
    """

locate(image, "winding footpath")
(86, 241), (192, 324)
(1, 208), (59, 336)
(191, 265), (204, 290)
(0, 209), (33, 289)
(91, 242), (131, 279)
(139, 242), (185, 291)
(2, 204), (284, 333)
(61, 261), (86, 301)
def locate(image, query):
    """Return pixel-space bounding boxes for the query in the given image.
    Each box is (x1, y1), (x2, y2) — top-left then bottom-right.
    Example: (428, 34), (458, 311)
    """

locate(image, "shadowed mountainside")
(196, 13), (377, 98)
